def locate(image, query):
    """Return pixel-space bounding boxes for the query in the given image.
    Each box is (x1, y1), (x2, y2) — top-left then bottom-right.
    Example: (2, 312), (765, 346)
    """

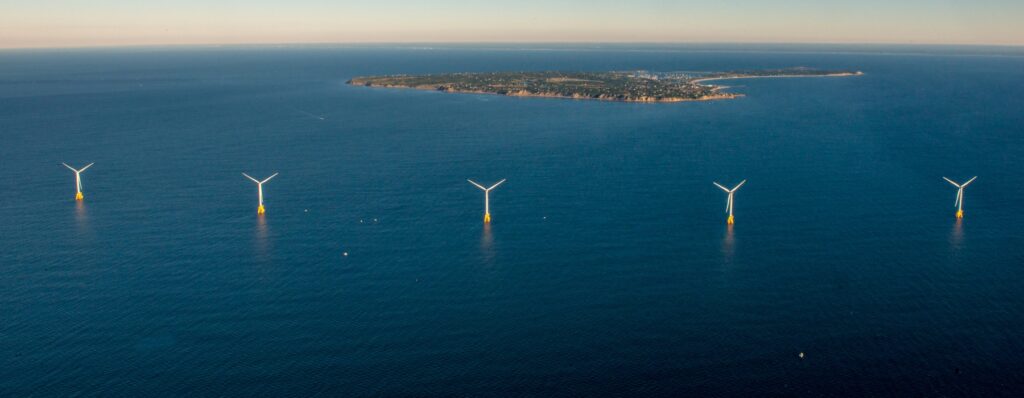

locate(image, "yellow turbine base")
(483, 213), (491, 223)
(257, 205), (266, 215)
(75, 192), (84, 201)
(727, 215), (734, 225)
(956, 210), (963, 219)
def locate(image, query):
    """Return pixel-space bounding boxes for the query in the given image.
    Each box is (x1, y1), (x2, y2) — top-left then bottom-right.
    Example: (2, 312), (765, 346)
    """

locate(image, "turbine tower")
(468, 179), (506, 223)
(713, 180), (746, 225)
(243, 172), (278, 214)
(943, 176), (977, 219)
(62, 162), (94, 201)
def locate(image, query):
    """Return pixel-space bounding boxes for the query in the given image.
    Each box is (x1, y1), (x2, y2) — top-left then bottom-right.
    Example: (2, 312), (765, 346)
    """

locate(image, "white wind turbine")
(468, 179), (506, 223)
(713, 180), (746, 225)
(62, 162), (94, 201)
(943, 176), (977, 219)
(243, 172), (278, 214)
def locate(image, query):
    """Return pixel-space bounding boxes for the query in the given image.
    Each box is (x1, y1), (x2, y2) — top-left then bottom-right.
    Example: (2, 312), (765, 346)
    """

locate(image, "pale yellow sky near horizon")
(1, 1), (1022, 49)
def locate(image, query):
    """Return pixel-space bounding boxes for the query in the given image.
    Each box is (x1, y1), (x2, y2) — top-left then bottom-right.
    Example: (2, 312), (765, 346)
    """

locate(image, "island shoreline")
(351, 83), (744, 103)
(348, 70), (862, 103)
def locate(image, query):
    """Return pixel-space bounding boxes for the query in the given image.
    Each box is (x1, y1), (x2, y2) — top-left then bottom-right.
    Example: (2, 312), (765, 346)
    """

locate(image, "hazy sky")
(1, 0), (1022, 48)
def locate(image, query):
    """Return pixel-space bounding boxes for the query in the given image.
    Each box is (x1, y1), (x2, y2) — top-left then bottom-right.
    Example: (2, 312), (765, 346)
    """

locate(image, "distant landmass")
(347, 68), (863, 103)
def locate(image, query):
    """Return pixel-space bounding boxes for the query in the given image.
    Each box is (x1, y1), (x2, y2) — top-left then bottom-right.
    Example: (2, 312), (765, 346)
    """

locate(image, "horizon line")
(3, 40), (1024, 52)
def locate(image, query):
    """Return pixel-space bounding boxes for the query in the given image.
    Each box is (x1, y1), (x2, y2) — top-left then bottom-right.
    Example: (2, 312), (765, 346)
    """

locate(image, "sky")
(1, 0), (1022, 48)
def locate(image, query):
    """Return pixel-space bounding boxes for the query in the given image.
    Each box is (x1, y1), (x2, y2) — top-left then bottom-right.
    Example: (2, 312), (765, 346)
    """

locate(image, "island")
(347, 68), (862, 103)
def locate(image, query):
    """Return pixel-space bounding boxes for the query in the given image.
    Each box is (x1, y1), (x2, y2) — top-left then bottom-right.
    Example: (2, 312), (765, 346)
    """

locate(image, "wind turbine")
(62, 162), (94, 201)
(943, 176), (977, 219)
(713, 180), (746, 225)
(468, 179), (506, 223)
(243, 172), (278, 214)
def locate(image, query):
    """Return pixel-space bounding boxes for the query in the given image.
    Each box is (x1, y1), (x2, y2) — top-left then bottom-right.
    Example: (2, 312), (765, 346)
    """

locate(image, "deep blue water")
(1, 44), (1023, 396)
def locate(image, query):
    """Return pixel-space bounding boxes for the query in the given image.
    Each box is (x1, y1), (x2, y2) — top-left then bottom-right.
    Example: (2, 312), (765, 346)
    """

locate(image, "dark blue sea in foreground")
(1, 44), (1023, 396)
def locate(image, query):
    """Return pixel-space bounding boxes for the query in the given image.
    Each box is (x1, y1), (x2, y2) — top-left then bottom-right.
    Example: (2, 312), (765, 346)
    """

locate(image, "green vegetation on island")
(347, 68), (862, 103)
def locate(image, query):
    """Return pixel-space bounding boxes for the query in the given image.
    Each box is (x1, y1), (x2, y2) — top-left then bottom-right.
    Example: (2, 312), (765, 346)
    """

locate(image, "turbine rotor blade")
(943, 177), (960, 188)
(488, 179), (507, 190)
(955, 188), (963, 207)
(62, 163), (77, 172)
(962, 176), (977, 187)
(467, 179), (487, 190)
(261, 173), (279, 184)
(243, 173), (260, 184)
(713, 182), (730, 192)
(726, 193), (733, 213)
(732, 179), (747, 192)
(78, 163), (94, 173)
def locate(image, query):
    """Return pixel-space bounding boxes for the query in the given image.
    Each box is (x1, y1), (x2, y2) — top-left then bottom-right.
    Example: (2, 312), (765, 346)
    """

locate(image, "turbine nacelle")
(468, 179), (506, 223)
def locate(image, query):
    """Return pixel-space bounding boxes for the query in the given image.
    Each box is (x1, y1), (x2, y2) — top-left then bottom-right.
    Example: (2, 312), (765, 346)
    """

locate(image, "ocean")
(1, 44), (1023, 396)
